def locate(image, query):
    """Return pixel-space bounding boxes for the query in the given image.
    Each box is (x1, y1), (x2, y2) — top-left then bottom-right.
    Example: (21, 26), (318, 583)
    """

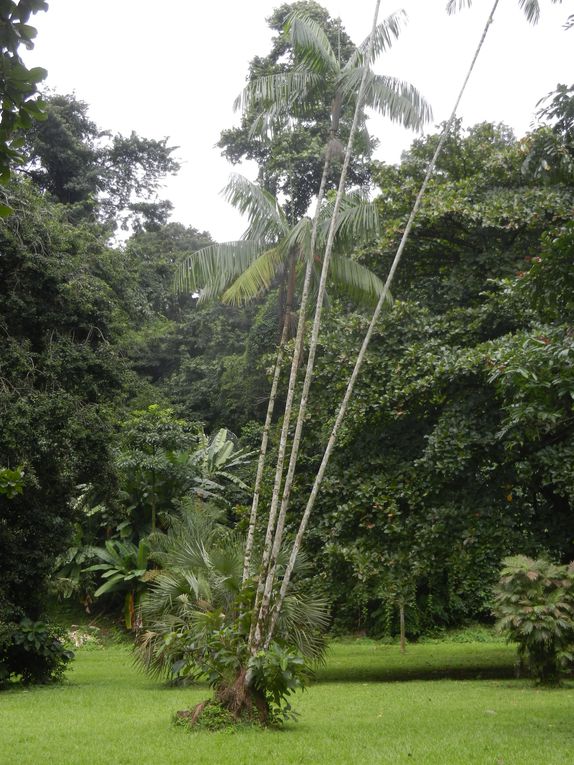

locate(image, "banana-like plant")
(84, 539), (152, 630)
(189, 427), (254, 500)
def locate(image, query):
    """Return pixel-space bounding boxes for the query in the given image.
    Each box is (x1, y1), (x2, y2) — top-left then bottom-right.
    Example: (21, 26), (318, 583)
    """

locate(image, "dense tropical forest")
(1, 0), (573, 737)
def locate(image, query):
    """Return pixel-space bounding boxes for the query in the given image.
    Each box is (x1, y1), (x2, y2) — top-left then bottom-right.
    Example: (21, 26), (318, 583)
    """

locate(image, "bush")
(493, 556), (574, 685)
(0, 619), (74, 685)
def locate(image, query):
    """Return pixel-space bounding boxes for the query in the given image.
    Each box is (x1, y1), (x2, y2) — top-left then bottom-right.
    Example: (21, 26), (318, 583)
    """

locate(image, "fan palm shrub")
(135, 503), (328, 723)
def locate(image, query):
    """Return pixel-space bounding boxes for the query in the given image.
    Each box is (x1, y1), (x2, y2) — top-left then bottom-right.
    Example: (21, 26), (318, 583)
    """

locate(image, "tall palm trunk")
(241, 266), (293, 585)
(248, 74), (353, 649)
(267, 0), (503, 641)
(253, 0), (383, 651)
(247, 152), (333, 651)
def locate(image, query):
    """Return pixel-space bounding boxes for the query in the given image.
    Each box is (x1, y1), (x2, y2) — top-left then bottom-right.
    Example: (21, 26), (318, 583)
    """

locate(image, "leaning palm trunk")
(253, 0), (383, 650)
(266, 0), (504, 641)
(242, 286), (292, 585)
(248, 150), (333, 651)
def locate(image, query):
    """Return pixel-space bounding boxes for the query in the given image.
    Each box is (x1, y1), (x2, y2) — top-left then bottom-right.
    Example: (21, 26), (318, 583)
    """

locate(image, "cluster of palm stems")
(176, 0), (562, 660)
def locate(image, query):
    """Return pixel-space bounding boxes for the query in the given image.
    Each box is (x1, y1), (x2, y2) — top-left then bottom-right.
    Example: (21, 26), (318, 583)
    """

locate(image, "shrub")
(0, 619), (74, 685)
(493, 556), (574, 685)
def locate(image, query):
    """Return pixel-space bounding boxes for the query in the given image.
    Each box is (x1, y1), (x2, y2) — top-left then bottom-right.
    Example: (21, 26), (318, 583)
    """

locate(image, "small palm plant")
(493, 555), (574, 685)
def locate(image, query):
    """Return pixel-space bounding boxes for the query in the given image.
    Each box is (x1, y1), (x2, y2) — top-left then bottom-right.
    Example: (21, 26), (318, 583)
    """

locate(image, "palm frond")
(285, 11), (339, 75)
(345, 11), (408, 69)
(234, 68), (318, 115)
(321, 194), (380, 247)
(221, 246), (285, 305)
(277, 592), (330, 662)
(278, 216), (312, 260)
(174, 240), (263, 300)
(223, 173), (288, 242)
(341, 69), (432, 130)
(329, 255), (393, 308)
(518, 0), (542, 24)
(447, 0), (559, 24)
(446, 0), (473, 14)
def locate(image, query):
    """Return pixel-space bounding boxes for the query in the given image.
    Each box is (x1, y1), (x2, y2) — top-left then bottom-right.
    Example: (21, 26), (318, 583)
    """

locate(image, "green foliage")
(0, 464), (24, 497)
(173, 700), (239, 731)
(493, 555), (574, 685)
(218, 1), (360, 219)
(0, 618), (74, 685)
(0, 0), (48, 190)
(219, 2), (430, 220)
(136, 503), (327, 681)
(247, 642), (311, 722)
(21, 92), (179, 227)
(288, 116), (574, 635)
(521, 83), (574, 186)
(0, 179), (137, 623)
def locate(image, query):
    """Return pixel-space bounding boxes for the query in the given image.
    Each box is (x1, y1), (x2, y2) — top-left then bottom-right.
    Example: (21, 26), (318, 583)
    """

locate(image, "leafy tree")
(0, 178), (139, 623)
(269, 0), (570, 644)
(288, 118), (574, 634)
(523, 83), (574, 184)
(0, 0), (47, 193)
(21, 92), (179, 228)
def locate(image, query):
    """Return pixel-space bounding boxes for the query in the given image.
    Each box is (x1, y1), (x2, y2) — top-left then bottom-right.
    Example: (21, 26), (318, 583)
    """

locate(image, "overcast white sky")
(26, 1), (572, 241)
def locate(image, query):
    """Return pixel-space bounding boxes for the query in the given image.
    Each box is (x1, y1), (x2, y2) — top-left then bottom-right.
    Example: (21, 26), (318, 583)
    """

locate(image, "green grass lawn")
(1, 641), (573, 765)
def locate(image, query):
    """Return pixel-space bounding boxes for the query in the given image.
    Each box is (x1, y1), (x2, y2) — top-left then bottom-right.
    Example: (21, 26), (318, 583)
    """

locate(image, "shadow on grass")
(315, 643), (520, 684)
(315, 663), (517, 684)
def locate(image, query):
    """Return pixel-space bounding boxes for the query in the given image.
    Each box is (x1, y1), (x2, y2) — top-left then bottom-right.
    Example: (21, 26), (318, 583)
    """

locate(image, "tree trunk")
(248, 153), (332, 652)
(399, 602), (406, 654)
(241, 307), (290, 585)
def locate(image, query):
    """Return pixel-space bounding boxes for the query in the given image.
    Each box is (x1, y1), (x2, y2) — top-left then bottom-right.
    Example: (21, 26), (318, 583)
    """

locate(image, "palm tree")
(175, 173), (386, 321)
(251, 1), (389, 651)
(234, 5), (433, 653)
(236, 8), (431, 171)
(175, 173), (387, 586)
(263, 0), (566, 643)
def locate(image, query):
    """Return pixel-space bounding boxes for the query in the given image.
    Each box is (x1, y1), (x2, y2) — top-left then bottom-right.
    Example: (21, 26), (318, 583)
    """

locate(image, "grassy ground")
(1, 641), (573, 765)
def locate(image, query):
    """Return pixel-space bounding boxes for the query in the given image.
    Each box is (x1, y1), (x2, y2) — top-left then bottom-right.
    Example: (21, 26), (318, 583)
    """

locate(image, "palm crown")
(174, 173), (390, 321)
(236, 10), (432, 147)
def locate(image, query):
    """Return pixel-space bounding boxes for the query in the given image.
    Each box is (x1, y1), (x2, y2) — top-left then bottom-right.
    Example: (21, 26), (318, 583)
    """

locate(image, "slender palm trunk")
(247, 153), (333, 651)
(241, 301), (290, 584)
(267, 0), (502, 641)
(242, 246), (300, 585)
(257, 0), (383, 650)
